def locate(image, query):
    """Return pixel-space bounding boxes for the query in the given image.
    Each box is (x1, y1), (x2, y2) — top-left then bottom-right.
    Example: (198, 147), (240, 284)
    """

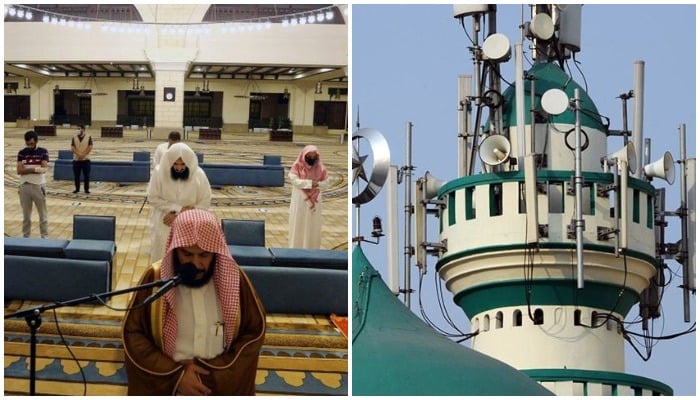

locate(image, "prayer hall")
(4, 4), (348, 396)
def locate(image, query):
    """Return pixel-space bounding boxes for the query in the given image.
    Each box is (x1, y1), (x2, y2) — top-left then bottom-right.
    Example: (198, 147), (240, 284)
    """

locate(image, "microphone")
(142, 264), (198, 306)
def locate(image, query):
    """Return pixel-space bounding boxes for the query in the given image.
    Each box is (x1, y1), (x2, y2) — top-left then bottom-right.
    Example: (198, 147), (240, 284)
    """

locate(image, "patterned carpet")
(4, 310), (348, 396)
(4, 126), (349, 396)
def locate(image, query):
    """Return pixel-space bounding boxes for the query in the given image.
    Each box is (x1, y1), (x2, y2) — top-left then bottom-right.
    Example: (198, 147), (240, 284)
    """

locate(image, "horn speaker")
(608, 142), (637, 174)
(424, 171), (446, 199)
(479, 135), (511, 166)
(644, 151), (675, 184)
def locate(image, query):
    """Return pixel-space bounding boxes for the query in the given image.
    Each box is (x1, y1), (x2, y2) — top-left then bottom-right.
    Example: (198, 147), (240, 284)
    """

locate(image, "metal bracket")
(597, 226), (617, 241)
(597, 183), (615, 197)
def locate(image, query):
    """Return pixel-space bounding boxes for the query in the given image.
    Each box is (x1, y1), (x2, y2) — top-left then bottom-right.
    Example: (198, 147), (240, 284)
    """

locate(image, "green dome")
(498, 62), (607, 132)
(352, 246), (554, 396)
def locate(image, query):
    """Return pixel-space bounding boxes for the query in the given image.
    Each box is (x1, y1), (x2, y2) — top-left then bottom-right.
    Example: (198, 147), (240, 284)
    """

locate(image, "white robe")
(288, 171), (327, 249)
(152, 142), (169, 170)
(147, 143), (211, 263)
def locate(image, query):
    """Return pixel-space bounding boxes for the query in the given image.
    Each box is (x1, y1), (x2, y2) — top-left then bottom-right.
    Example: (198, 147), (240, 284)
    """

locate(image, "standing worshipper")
(122, 209), (266, 395)
(147, 142), (212, 263)
(16, 130), (49, 238)
(70, 124), (93, 194)
(153, 130), (182, 170)
(288, 145), (328, 249)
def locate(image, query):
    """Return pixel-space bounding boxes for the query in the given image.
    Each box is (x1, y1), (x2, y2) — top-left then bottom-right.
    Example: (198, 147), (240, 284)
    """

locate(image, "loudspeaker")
(423, 171), (446, 199)
(644, 151), (675, 184)
(479, 135), (511, 166)
(608, 142), (637, 174)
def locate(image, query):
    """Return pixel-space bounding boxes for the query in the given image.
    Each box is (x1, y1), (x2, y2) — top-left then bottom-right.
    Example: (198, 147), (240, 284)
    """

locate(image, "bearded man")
(122, 209), (266, 395)
(147, 142), (211, 263)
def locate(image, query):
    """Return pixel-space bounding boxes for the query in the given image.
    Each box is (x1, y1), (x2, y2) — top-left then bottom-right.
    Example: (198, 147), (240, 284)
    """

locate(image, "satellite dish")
(482, 33), (511, 62)
(530, 13), (555, 41)
(541, 88), (570, 116)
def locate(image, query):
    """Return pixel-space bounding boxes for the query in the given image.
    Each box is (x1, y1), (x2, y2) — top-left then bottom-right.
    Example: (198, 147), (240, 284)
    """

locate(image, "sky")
(351, 4), (696, 395)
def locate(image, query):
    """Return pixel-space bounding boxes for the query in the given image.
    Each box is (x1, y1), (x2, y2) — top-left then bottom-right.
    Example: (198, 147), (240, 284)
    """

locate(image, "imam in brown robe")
(123, 209), (267, 395)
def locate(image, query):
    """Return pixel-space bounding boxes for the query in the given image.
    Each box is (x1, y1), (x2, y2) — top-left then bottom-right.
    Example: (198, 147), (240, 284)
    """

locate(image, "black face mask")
(170, 166), (190, 180)
(305, 156), (317, 166)
(173, 253), (216, 288)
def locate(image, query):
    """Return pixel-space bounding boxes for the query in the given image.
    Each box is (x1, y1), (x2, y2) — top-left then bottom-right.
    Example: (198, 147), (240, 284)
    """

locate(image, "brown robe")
(121, 262), (266, 395)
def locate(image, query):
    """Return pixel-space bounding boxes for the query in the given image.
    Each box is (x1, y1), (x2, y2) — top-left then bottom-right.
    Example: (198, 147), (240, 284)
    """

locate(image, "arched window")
(513, 309), (522, 327)
(483, 314), (490, 332)
(534, 308), (544, 325)
(473, 317), (479, 333)
(495, 311), (503, 329)
(574, 309), (582, 326)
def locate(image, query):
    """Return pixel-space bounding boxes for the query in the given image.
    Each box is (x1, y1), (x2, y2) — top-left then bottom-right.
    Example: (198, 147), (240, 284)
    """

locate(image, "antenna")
(401, 122), (415, 308)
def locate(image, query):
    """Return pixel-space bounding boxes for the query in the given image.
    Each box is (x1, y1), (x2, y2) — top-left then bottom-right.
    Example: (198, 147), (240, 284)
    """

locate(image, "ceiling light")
(299, 16), (307, 24)
(308, 15), (316, 23)
(317, 13), (325, 22)
(8, 7), (16, 17)
(282, 19), (289, 27)
(326, 10), (335, 20)
(25, 11), (32, 20)
(16, 9), (24, 18)
(42, 14), (49, 23)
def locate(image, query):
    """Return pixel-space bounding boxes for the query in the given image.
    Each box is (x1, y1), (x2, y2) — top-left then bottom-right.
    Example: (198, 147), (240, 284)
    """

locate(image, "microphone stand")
(4, 276), (179, 396)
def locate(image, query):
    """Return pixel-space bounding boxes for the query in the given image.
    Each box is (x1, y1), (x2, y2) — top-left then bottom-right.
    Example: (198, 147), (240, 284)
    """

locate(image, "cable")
(51, 308), (87, 396)
(417, 269), (472, 340)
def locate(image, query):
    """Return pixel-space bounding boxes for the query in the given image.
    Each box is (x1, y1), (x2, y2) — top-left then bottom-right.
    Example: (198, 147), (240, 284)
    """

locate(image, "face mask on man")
(305, 156), (317, 166)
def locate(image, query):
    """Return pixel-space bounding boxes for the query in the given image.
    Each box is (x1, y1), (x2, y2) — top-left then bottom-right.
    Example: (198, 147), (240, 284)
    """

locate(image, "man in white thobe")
(147, 142), (211, 263)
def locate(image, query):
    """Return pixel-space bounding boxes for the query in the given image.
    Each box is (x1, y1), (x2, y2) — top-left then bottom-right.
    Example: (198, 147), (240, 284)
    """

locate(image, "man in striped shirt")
(16, 130), (49, 238)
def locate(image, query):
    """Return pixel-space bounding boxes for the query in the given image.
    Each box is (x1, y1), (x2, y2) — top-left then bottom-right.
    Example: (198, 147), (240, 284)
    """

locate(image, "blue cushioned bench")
(269, 248), (348, 270)
(3, 215), (117, 295)
(221, 218), (273, 266)
(4, 237), (70, 258)
(229, 246), (273, 266)
(5, 255), (111, 303)
(53, 151), (150, 183)
(201, 163), (284, 187)
(241, 266), (347, 315)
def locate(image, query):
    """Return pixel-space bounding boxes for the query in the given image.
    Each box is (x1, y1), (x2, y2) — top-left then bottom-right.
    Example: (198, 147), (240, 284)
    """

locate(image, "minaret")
(425, 5), (690, 396)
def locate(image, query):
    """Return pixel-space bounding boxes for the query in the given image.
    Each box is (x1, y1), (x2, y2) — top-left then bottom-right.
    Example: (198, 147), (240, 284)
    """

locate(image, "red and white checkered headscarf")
(290, 145), (328, 209)
(158, 208), (241, 357)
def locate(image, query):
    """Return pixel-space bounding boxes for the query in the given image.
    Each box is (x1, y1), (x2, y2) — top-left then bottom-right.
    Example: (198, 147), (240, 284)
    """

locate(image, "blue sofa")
(201, 164), (283, 187)
(5, 255), (111, 302)
(53, 151), (150, 183)
(269, 248), (348, 270)
(241, 266), (347, 315)
(4, 215), (117, 302)
(221, 218), (348, 315)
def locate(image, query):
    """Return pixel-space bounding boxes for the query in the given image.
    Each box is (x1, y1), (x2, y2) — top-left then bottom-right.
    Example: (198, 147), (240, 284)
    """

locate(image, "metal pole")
(679, 123), (690, 322)
(574, 88), (584, 288)
(632, 61), (645, 178)
(515, 42), (526, 166)
(403, 122), (414, 308)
